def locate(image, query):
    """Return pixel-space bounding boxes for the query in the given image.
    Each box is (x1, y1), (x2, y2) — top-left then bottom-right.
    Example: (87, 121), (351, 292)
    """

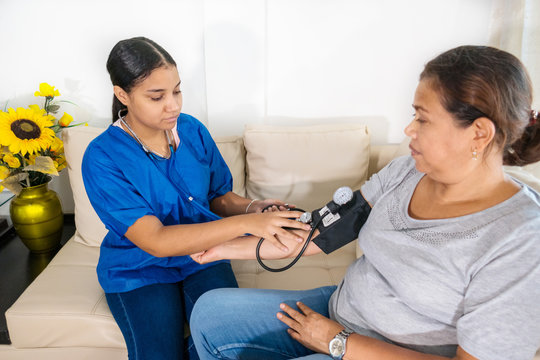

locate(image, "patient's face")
(404, 80), (475, 182)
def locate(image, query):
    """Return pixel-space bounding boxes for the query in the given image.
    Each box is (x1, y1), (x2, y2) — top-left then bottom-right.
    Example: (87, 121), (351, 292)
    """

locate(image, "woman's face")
(404, 79), (476, 183)
(122, 65), (182, 132)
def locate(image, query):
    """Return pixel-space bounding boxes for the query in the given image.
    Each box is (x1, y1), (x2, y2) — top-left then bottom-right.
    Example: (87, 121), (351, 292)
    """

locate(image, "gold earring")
(472, 148), (478, 160)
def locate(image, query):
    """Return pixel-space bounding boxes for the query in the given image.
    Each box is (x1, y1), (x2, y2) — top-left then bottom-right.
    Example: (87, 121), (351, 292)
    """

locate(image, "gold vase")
(9, 180), (63, 254)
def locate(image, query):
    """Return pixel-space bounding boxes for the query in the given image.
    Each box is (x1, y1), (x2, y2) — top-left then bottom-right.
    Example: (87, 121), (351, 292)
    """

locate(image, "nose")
(166, 93), (182, 113)
(404, 119), (415, 139)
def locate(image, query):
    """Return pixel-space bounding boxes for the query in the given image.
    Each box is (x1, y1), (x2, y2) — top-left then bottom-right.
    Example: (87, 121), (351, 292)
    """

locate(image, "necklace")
(119, 116), (172, 159)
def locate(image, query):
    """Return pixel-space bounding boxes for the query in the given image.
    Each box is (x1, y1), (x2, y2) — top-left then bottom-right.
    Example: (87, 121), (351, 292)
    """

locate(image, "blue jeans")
(106, 262), (238, 360)
(190, 286), (337, 359)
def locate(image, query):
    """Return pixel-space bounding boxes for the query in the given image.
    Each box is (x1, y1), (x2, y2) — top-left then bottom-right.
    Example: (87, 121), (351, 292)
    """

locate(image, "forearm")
(197, 229), (322, 262)
(127, 214), (254, 257)
(210, 191), (252, 217)
(343, 334), (453, 360)
(127, 210), (309, 258)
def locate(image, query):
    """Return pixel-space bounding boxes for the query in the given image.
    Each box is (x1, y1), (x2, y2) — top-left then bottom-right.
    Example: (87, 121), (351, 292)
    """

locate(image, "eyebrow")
(146, 81), (181, 93)
(412, 104), (429, 113)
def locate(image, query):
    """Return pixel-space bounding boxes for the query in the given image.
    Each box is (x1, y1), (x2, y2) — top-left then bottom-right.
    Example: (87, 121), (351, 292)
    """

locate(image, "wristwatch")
(328, 329), (353, 360)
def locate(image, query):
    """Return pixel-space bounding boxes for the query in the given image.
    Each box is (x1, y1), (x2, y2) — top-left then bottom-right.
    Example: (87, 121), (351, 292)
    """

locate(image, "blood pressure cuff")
(311, 190), (371, 254)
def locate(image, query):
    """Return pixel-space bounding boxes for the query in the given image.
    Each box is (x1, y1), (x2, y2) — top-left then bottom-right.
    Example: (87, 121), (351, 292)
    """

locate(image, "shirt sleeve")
(186, 115), (233, 201)
(456, 227), (540, 360)
(82, 141), (155, 238)
(361, 155), (417, 205)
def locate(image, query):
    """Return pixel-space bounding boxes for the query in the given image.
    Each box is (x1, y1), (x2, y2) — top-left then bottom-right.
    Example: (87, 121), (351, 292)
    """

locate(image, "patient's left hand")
(277, 301), (345, 354)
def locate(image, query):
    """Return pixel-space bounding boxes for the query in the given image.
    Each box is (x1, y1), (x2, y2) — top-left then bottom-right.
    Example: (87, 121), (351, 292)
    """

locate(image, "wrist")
(245, 199), (259, 213)
(329, 329), (353, 360)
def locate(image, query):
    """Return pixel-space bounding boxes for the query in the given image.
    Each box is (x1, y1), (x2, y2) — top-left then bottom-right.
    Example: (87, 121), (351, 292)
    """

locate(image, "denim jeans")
(190, 286), (337, 359)
(106, 262), (238, 360)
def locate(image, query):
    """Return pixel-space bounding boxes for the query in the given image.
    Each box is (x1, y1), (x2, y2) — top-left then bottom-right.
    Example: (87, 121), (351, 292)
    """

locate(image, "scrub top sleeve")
(82, 143), (156, 238)
(197, 123), (233, 201)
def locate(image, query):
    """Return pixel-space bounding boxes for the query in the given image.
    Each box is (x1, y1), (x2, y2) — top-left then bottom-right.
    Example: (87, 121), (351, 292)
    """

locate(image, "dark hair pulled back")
(420, 45), (540, 166)
(106, 37), (177, 122)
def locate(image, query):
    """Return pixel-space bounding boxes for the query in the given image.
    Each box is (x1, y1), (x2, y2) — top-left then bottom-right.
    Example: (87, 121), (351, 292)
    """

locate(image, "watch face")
(329, 338), (344, 356)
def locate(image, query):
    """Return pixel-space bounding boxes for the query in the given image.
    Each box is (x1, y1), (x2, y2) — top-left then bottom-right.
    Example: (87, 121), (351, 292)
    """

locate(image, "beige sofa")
(2, 123), (539, 360)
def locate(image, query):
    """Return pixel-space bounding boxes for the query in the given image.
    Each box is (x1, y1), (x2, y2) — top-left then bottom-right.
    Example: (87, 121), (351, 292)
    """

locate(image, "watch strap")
(329, 329), (353, 360)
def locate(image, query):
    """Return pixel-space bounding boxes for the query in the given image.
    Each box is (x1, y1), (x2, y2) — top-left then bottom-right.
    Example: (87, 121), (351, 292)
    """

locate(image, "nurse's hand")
(248, 199), (296, 213)
(245, 211), (311, 253)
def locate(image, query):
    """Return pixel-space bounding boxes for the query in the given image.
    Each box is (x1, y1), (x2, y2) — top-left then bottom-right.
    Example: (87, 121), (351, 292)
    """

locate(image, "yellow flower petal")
(3, 153), (21, 168)
(35, 83), (60, 98)
(58, 112), (73, 127)
(0, 166), (10, 180)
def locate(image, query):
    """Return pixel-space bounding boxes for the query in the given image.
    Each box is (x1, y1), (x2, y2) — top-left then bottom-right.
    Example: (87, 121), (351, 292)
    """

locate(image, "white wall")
(0, 0), (533, 212)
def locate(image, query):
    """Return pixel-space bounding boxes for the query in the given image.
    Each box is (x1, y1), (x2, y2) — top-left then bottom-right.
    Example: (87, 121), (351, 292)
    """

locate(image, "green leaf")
(46, 104), (60, 113)
(57, 100), (78, 106)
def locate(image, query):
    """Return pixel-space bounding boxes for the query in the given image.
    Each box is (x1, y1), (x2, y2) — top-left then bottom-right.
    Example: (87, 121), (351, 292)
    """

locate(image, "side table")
(0, 192), (15, 242)
(0, 214), (75, 344)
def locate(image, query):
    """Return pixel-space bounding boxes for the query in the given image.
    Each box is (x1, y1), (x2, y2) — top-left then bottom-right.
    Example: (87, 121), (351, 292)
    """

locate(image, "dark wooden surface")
(0, 215), (76, 345)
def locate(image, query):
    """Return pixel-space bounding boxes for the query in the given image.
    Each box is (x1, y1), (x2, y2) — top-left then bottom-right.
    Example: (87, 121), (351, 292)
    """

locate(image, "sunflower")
(0, 107), (55, 156)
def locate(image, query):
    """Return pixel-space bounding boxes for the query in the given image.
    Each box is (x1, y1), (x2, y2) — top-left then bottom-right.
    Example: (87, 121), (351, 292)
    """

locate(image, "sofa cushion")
(243, 123), (370, 210)
(6, 237), (125, 349)
(214, 136), (246, 197)
(504, 166), (540, 192)
(63, 127), (108, 247)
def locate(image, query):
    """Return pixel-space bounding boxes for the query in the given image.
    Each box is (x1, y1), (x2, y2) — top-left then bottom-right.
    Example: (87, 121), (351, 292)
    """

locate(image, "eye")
(412, 113), (426, 123)
(174, 90), (182, 95)
(151, 96), (163, 101)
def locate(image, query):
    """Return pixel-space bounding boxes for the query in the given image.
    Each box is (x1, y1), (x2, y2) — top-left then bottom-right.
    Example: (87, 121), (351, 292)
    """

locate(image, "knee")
(190, 288), (231, 333)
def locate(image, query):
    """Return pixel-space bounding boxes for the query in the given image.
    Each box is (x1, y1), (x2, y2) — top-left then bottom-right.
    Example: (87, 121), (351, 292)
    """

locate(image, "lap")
(191, 286), (336, 360)
(106, 283), (185, 360)
(106, 262), (238, 360)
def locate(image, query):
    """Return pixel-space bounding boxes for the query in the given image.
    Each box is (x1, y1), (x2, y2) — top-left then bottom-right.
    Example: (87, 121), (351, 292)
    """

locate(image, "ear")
(113, 85), (130, 106)
(471, 117), (496, 152)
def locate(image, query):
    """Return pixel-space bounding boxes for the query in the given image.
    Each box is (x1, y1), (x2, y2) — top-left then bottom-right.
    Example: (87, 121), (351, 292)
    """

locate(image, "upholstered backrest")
(243, 123), (371, 210)
(214, 136), (247, 197)
(63, 127), (108, 247)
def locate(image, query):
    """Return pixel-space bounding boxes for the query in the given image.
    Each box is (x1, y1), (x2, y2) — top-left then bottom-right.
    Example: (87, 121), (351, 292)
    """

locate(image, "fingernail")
(282, 246), (289, 252)
(280, 303), (286, 309)
(296, 237), (303, 243)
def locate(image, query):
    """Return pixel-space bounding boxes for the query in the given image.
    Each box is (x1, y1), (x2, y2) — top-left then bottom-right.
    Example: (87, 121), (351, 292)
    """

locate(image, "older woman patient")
(189, 46), (540, 360)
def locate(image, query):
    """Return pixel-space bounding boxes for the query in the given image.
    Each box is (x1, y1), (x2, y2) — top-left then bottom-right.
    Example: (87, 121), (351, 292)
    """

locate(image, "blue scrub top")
(82, 114), (233, 293)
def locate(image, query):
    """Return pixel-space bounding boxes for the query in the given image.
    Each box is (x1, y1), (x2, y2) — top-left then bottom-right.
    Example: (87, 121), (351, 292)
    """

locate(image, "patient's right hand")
(190, 249), (216, 264)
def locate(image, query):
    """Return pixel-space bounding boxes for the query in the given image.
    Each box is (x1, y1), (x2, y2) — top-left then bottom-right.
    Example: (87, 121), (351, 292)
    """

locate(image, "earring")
(472, 148), (478, 160)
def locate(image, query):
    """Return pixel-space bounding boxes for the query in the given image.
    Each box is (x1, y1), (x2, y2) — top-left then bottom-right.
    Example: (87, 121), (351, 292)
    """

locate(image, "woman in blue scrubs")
(81, 37), (311, 360)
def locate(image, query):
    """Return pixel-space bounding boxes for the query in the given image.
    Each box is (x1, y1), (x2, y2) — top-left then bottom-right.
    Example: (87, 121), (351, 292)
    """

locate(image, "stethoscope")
(255, 206), (329, 272)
